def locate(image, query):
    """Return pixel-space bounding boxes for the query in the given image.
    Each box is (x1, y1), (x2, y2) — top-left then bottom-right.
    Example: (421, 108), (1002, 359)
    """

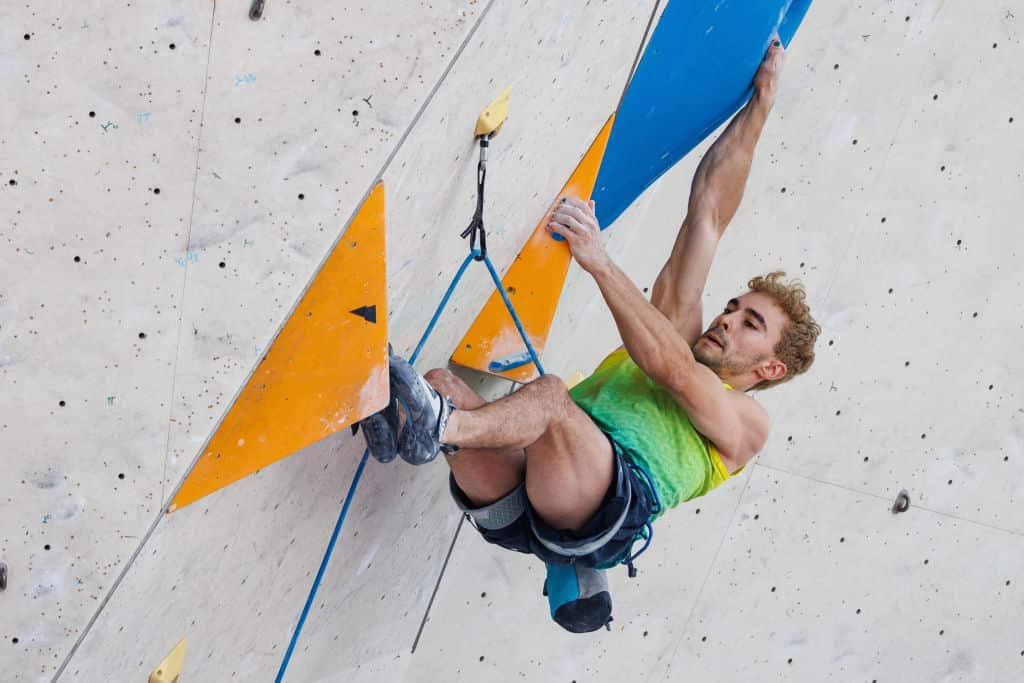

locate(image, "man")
(360, 40), (820, 577)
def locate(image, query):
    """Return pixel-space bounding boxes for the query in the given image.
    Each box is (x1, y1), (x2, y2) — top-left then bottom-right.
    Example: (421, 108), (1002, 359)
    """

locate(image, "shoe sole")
(360, 396), (400, 463)
(389, 354), (443, 465)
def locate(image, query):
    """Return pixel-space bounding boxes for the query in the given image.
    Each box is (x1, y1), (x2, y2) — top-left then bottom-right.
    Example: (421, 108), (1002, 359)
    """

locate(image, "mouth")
(706, 334), (724, 349)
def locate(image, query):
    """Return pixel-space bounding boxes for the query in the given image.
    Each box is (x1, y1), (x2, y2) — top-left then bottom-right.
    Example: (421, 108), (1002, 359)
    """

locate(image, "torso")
(613, 343), (758, 477)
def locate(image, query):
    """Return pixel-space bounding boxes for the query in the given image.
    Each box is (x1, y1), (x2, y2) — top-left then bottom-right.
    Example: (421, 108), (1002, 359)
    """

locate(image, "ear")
(757, 358), (787, 382)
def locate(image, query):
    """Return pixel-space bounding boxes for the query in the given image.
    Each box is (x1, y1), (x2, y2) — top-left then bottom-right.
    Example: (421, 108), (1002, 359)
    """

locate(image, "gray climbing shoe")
(355, 394), (401, 463)
(388, 353), (457, 465)
(353, 344), (403, 464)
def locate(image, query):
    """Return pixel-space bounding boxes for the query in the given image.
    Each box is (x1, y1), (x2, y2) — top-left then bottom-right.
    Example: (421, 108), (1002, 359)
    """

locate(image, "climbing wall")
(2, 0), (1023, 681)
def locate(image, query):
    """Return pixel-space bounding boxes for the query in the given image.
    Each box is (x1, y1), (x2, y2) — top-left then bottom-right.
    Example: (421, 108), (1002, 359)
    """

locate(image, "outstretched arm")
(650, 40), (785, 345)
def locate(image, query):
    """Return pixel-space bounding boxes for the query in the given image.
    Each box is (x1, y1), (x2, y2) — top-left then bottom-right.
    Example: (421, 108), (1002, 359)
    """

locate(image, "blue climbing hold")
(593, 0), (813, 229)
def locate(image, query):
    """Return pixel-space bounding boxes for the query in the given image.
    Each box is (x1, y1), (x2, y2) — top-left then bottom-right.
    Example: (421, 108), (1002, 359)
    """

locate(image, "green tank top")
(569, 348), (743, 517)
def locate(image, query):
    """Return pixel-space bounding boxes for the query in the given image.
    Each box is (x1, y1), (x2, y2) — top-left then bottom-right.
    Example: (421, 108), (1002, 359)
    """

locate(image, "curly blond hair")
(747, 271), (821, 392)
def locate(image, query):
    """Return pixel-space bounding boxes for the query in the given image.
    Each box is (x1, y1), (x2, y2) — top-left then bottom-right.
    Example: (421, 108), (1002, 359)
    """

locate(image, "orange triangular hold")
(450, 114), (615, 383)
(169, 182), (389, 512)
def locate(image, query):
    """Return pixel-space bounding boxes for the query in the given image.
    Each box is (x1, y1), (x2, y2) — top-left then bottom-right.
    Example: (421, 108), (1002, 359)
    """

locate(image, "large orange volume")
(169, 182), (389, 512)
(450, 115), (615, 383)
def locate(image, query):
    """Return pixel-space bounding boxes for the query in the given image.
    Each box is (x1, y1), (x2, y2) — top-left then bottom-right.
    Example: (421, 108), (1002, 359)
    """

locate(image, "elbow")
(688, 199), (722, 235)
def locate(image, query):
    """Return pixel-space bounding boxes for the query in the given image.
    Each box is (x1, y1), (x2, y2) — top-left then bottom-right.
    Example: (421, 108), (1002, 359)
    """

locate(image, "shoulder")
(716, 388), (770, 468)
(665, 361), (770, 467)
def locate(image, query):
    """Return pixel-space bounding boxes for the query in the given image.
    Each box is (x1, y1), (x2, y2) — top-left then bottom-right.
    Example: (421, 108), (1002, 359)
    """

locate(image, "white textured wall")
(1, 0), (1022, 681)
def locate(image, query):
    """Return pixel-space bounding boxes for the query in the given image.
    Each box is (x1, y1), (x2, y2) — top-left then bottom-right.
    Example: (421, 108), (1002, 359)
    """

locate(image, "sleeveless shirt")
(569, 348), (745, 517)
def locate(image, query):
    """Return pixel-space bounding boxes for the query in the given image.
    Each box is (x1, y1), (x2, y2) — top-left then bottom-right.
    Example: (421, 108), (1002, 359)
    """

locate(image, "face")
(692, 291), (788, 386)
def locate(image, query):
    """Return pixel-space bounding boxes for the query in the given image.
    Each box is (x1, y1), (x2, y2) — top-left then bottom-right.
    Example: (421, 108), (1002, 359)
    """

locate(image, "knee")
(423, 367), (486, 410)
(424, 367), (453, 388)
(424, 368), (460, 399)
(533, 373), (567, 392)
(531, 374), (572, 415)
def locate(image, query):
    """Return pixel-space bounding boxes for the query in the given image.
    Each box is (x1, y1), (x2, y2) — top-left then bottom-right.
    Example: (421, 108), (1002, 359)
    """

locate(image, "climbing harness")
(622, 461), (662, 577)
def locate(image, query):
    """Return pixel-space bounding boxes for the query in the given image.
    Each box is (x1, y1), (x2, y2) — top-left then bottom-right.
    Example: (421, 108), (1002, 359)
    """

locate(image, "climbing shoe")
(355, 393), (401, 464)
(543, 563), (614, 633)
(353, 345), (403, 463)
(388, 353), (457, 465)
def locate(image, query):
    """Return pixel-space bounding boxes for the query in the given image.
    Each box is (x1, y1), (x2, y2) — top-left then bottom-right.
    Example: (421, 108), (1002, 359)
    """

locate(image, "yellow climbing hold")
(565, 371), (587, 390)
(475, 86), (512, 137)
(149, 637), (186, 683)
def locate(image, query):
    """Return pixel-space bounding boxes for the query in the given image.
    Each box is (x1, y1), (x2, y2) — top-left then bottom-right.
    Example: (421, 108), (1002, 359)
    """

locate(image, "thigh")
(524, 399), (615, 532)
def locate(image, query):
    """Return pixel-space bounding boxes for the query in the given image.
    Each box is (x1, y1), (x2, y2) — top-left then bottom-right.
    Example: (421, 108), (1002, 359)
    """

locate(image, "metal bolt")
(891, 489), (910, 513)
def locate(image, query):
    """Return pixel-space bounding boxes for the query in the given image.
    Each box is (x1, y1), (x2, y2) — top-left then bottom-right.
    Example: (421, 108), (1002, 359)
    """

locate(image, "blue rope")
(410, 251), (476, 366)
(479, 251), (545, 376)
(277, 249), (543, 681)
(275, 449), (370, 682)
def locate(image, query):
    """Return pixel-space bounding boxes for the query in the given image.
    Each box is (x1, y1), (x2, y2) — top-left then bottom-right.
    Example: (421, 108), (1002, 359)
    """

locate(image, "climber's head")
(692, 271), (820, 392)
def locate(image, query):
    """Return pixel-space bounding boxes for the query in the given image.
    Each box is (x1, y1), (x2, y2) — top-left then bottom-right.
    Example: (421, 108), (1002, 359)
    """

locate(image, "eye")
(745, 321), (755, 329)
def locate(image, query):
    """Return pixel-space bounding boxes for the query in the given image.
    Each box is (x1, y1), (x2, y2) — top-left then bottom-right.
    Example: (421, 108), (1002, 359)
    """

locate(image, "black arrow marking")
(349, 305), (377, 324)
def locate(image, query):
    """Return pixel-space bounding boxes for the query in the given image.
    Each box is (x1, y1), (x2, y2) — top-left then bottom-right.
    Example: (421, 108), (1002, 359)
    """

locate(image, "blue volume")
(592, 0), (813, 229)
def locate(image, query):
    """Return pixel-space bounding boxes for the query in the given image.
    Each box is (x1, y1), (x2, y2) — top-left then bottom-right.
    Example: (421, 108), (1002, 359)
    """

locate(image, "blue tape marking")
(489, 350), (534, 373)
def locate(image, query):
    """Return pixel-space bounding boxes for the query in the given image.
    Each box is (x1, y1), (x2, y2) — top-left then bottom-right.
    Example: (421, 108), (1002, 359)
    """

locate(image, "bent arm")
(589, 255), (769, 464)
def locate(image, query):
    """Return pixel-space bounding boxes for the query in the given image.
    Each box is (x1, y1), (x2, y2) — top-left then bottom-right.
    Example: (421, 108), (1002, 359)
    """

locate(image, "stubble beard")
(693, 343), (760, 378)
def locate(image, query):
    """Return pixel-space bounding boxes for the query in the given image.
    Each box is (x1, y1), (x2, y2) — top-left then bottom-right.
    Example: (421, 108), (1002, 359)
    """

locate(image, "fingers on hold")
(566, 219), (584, 233)
(564, 203), (587, 220)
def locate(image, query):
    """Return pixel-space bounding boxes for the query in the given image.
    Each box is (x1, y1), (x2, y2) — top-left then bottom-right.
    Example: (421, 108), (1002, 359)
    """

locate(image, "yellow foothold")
(565, 371), (587, 390)
(149, 637), (186, 683)
(475, 86), (512, 137)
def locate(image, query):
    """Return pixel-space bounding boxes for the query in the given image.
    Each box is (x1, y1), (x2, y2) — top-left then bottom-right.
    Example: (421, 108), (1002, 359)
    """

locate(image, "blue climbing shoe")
(388, 353), (456, 465)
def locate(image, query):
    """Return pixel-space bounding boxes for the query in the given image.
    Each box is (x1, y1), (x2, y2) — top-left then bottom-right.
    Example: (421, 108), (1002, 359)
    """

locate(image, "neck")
(717, 370), (759, 393)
